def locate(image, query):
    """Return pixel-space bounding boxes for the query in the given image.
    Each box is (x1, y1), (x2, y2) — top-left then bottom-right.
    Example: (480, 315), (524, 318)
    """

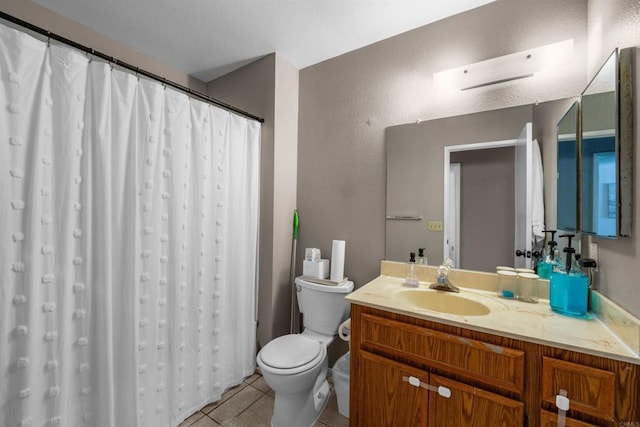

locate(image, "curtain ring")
(46, 31), (51, 47)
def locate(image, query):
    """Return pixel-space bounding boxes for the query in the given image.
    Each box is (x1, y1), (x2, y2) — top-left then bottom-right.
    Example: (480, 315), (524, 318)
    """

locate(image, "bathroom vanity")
(346, 262), (640, 427)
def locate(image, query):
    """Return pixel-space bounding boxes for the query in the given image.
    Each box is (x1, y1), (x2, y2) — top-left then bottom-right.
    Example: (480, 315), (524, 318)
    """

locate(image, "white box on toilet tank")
(303, 259), (330, 279)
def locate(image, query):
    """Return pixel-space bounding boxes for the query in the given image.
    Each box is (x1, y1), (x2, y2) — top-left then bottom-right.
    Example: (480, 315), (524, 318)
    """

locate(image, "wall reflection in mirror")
(556, 101), (579, 232)
(580, 50), (619, 237)
(558, 47), (634, 239)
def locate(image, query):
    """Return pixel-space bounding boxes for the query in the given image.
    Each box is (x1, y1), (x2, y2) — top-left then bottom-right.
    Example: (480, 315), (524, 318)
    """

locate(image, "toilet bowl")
(257, 277), (353, 427)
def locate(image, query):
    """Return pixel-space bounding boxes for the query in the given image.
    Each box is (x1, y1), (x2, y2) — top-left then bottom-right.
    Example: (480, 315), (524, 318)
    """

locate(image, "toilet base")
(271, 377), (330, 427)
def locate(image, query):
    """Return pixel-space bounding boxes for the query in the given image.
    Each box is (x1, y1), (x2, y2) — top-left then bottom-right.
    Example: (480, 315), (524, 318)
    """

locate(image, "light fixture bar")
(434, 39), (574, 91)
(460, 73), (534, 90)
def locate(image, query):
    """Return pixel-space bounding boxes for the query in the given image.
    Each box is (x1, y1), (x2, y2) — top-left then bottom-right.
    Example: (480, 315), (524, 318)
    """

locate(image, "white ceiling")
(32, 0), (493, 82)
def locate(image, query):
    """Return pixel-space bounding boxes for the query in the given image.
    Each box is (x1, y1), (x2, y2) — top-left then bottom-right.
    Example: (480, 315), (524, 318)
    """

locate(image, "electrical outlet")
(428, 221), (443, 231)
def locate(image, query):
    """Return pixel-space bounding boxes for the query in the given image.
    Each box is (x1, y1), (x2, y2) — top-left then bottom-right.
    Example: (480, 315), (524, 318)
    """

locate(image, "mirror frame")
(618, 47), (633, 237)
(579, 48), (633, 238)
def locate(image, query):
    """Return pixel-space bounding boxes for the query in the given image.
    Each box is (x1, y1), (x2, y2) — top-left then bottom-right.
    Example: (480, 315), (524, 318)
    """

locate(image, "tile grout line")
(207, 382), (268, 426)
(181, 372), (348, 427)
(223, 383), (269, 424)
(234, 383), (270, 420)
(181, 382), (259, 426)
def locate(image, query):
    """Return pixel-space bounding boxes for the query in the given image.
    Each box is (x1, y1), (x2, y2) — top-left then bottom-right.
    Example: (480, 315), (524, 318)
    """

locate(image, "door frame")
(443, 139), (519, 268)
(448, 163), (461, 267)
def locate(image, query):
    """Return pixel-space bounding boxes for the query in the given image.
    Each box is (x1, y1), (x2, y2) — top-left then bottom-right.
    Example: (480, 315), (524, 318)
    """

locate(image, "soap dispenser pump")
(404, 252), (419, 288)
(549, 234), (589, 317)
(537, 230), (560, 279)
(579, 257), (597, 290)
(417, 248), (427, 265)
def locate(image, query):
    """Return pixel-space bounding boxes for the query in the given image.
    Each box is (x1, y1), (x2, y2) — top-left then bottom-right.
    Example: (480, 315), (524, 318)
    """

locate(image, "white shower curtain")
(1, 22), (260, 427)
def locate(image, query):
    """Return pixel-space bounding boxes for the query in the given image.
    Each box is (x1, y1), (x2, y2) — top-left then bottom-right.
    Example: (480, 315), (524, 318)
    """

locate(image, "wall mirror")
(385, 105), (540, 273)
(386, 46), (634, 271)
(556, 101), (580, 232)
(580, 48), (633, 237)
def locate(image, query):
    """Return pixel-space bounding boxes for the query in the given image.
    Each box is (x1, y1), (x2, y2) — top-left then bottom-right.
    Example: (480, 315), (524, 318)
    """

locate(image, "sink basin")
(396, 289), (491, 316)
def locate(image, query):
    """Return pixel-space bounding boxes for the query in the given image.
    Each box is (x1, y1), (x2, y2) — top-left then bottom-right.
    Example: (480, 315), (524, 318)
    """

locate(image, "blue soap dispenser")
(537, 230), (560, 279)
(549, 234), (589, 317)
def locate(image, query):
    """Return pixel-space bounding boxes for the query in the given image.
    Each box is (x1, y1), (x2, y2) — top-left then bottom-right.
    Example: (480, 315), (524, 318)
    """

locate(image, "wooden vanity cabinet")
(355, 350), (524, 427)
(350, 304), (527, 426)
(349, 304), (640, 427)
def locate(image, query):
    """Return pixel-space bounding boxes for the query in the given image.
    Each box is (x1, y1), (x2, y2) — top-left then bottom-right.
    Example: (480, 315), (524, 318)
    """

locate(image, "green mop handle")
(290, 210), (300, 334)
(292, 210), (299, 240)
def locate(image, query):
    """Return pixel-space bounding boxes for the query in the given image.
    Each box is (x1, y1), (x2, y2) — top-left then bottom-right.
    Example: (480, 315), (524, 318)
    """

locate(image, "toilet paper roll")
(338, 318), (351, 342)
(330, 240), (346, 282)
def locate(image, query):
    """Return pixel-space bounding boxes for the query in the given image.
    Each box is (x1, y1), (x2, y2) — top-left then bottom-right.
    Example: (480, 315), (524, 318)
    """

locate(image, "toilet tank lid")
(260, 335), (322, 369)
(295, 277), (354, 293)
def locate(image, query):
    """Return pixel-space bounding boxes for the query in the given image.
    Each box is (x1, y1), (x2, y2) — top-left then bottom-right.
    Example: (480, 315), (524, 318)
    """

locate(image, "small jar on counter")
(497, 270), (518, 299)
(517, 272), (539, 304)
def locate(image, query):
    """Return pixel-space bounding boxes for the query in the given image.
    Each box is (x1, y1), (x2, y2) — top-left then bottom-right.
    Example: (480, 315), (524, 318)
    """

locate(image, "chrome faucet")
(429, 260), (460, 293)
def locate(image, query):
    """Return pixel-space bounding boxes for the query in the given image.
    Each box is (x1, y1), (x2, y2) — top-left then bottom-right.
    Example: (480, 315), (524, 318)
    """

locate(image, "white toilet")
(257, 276), (353, 427)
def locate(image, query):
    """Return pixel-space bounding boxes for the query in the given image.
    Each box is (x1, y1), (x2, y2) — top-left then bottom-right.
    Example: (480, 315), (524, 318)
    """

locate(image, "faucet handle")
(437, 264), (449, 284)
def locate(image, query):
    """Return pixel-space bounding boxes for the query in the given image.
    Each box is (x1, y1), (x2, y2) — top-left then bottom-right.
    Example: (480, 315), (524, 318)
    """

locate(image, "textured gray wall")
(298, 0), (588, 290)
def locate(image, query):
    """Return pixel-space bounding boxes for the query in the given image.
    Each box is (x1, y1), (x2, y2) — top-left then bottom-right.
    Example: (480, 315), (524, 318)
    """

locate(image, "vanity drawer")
(541, 357), (615, 421)
(539, 409), (598, 427)
(359, 313), (525, 393)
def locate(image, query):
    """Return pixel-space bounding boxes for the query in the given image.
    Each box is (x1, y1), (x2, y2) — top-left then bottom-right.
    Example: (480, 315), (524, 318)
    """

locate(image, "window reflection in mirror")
(581, 50), (617, 238)
(556, 101), (579, 232)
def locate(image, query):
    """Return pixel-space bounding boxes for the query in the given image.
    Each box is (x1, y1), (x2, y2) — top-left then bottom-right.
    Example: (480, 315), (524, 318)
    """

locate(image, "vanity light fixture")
(433, 39), (574, 91)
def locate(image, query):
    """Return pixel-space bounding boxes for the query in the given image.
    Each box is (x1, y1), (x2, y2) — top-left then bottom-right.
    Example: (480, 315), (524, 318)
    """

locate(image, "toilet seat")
(258, 334), (325, 375)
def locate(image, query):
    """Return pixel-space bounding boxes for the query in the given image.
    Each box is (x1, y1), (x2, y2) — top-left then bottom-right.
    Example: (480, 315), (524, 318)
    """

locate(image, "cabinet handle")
(436, 386), (451, 398)
(406, 376), (422, 387)
(402, 376), (451, 398)
(555, 389), (570, 427)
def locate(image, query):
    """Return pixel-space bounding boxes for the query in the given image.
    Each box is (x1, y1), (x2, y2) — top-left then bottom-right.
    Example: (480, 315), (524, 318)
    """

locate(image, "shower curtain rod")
(0, 11), (265, 124)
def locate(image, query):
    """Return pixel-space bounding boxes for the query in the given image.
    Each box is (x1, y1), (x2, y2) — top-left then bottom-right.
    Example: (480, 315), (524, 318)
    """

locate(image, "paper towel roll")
(330, 240), (346, 282)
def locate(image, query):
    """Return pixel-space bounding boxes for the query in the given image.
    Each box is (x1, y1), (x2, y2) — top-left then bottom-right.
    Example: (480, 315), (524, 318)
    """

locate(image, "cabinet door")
(428, 374), (524, 427)
(541, 357), (616, 422)
(355, 351), (428, 427)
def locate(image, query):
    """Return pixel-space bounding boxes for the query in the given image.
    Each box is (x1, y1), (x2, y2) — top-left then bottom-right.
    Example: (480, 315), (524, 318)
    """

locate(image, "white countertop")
(346, 274), (640, 365)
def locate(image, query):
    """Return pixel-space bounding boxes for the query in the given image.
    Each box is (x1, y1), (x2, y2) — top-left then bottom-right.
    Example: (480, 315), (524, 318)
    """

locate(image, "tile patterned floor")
(178, 371), (349, 427)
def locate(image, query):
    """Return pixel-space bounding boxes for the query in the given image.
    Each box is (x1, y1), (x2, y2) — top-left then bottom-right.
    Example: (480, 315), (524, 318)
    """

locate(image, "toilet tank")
(295, 277), (354, 336)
